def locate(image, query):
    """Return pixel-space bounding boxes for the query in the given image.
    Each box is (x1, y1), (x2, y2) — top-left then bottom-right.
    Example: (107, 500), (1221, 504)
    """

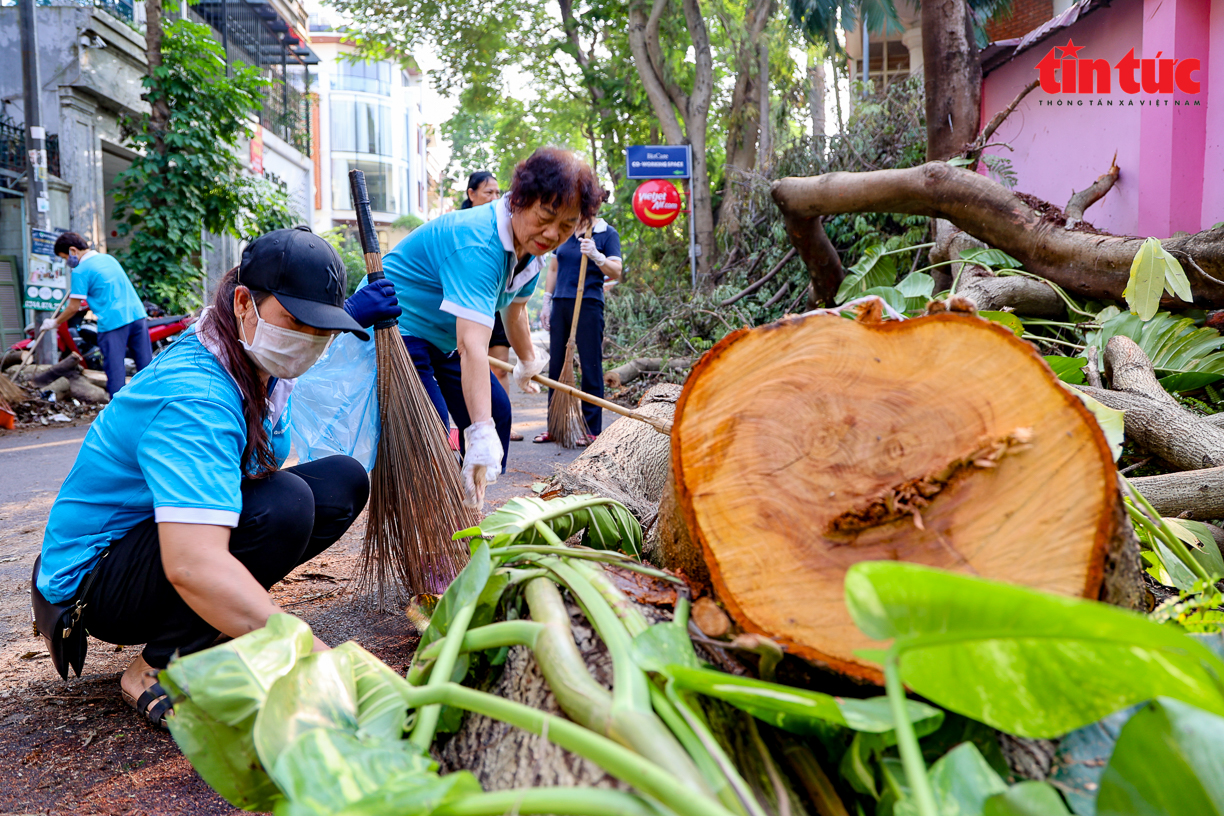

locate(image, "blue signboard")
(626, 145), (691, 179)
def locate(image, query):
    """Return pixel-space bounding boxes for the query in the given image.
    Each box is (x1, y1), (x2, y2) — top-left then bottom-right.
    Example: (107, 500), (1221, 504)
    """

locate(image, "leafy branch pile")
(163, 492), (1224, 816)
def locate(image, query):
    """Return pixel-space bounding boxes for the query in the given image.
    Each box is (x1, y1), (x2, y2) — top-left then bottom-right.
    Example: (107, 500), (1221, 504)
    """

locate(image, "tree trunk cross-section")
(666, 312), (1128, 682)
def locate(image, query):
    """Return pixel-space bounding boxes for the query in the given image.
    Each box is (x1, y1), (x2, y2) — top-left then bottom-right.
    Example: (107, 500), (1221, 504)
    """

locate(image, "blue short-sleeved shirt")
(37, 325), (293, 603)
(553, 219), (622, 303)
(381, 197), (539, 353)
(69, 251), (148, 333)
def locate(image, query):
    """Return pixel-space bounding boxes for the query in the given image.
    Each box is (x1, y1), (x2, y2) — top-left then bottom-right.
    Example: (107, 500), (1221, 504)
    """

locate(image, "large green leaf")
(1070, 389), (1124, 461)
(962, 248), (1021, 270)
(332, 770), (481, 816)
(665, 665), (943, 739)
(160, 614), (314, 811)
(844, 562), (1224, 738)
(1044, 356), (1087, 385)
(861, 285), (907, 315)
(454, 495), (642, 557)
(1123, 238), (1172, 320)
(979, 311), (1024, 337)
(416, 543), (492, 655)
(836, 244), (898, 304)
(1086, 311), (1224, 392)
(1096, 698), (1224, 816)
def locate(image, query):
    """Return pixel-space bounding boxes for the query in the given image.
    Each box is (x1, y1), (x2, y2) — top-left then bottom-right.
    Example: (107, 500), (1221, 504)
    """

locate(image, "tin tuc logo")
(1035, 39), (1201, 94)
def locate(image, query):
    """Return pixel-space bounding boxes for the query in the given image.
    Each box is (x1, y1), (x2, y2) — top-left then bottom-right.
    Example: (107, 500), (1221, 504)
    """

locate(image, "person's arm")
(45, 297), (82, 330)
(158, 522), (328, 651)
(504, 301), (535, 364)
(455, 317), (494, 423)
(545, 257), (558, 294)
(598, 256), (623, 283)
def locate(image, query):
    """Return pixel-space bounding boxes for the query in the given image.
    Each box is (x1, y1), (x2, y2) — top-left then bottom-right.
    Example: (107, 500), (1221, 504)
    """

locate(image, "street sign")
(632, 180), (682, 227)
(23, 254), (68, 310)
(625, 145), (691, 179)
(31, 228), (58, 257)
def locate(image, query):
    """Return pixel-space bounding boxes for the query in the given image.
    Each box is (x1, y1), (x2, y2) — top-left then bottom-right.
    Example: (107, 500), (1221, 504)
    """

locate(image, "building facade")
(308, 21), (429, 248)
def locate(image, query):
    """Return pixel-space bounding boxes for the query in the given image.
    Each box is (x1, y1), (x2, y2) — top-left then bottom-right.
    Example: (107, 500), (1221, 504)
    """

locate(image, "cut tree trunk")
(604, 358), (692, 388)
(657, 310), (1138, 682)
(771, 162), (1224, 307)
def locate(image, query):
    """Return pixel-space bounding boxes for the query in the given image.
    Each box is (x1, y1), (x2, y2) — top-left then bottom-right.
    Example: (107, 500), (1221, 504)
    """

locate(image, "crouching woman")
(31, 227), (400, 729)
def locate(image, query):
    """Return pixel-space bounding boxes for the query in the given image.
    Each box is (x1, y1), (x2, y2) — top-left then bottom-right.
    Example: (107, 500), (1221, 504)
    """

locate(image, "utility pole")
(20, 0), (56, 364)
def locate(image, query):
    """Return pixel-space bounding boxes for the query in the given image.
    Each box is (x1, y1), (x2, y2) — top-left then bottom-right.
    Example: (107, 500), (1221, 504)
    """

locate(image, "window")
(331, 60), (392, 95)
(330, 99), (392, 156)
(332, 158), (395, 212)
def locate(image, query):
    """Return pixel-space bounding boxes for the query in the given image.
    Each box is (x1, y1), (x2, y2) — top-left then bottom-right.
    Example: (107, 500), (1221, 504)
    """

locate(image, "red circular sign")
(632, 180), (682, 227)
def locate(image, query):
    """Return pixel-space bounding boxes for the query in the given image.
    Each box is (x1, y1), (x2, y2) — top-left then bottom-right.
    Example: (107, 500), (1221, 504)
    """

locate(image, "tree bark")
(771, 163), (1224, 307)
(779, 212), (843, 307)
(958, 273), (1065, 318)
(807, 44), (826, 141)
(718, 0), (772, 233)
(1130, 467), (1224, 519)
(921, 0), (980, 160)
(756, 40), (771, 171)
(660, 310), (1137, 683)
(1065, 155), (1119, 230)
(604, 359), (692, 388)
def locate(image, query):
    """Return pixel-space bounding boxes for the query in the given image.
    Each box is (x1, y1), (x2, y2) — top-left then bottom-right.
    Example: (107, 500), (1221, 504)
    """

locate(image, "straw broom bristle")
(547, 345), (588, 448)
(357, 325), (477, 610)
(0, 375), (26, 406)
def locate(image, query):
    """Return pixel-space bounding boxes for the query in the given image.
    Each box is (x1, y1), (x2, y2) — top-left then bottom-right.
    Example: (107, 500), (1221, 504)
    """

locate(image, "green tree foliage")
(111, 20), (298, 312)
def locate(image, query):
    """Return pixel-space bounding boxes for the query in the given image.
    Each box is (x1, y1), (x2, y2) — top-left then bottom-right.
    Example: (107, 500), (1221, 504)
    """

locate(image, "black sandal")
(124, 680), (174, 730)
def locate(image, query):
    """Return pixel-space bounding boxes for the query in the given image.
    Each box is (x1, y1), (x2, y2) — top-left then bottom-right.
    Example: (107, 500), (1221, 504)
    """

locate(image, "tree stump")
(660, 310), (1137, 683)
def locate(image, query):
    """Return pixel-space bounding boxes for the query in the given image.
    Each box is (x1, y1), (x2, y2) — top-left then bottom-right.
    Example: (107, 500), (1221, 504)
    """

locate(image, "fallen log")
(604, 358), (692, 389)
(1129, 466), (1224, 519)
(655, 310), (1139, 682)
(771, 162), (1224, 307)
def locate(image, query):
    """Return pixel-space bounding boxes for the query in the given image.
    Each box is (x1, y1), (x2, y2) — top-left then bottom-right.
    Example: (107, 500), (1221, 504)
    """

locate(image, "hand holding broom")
(546, 224), (594, 447)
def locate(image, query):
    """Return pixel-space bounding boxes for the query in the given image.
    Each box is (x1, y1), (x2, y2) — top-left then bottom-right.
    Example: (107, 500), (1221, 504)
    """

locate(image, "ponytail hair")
(200, 267), (277, 477)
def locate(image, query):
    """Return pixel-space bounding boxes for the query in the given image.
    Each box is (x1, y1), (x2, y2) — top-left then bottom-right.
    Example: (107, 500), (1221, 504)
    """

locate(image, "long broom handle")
(488, 355), (672, 436)
(565, 224), (594, 351)
(348, 170), (397, 331)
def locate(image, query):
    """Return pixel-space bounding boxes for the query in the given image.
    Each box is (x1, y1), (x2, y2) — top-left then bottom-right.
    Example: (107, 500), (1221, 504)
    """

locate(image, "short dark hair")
(53, 232), (90, 256)
(508, 148), (602, 222)
(461, 171), (496, 210)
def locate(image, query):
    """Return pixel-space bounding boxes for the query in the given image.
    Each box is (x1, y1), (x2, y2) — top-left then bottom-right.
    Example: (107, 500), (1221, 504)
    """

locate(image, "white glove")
(579, 238), (607, 266)
(540, 292), (552, 332)
(40, 318), (58, 333)
(461, 419), (502, 509)
(513, 349), (548, 394)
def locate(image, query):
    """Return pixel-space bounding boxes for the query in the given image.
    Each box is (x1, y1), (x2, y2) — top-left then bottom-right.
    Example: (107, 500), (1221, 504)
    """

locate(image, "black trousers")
(83, 455), (369, 668)
(548, 297), (605, 435)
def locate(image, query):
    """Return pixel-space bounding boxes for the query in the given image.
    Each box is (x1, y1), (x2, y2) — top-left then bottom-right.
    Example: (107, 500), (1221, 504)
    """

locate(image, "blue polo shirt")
(381, 197), (540, 353)
(69, 251), (147, 333)
(37, 327), (292, 603)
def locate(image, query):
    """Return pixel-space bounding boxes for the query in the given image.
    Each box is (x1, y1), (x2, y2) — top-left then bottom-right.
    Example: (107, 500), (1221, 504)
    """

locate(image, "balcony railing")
(0, 0), (137, 23)
(0, 118), (61, 183)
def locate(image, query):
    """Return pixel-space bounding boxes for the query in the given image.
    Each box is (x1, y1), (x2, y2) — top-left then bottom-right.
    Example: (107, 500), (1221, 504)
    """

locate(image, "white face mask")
(238, 300), (334, 379)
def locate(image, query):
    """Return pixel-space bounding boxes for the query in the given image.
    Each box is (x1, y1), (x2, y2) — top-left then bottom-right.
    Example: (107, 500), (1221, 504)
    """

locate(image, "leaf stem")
(884, 652), (937, 816)
(414, 620), (544, 663)
(408, 600), (477, 750)
(433, 788), (661, 816)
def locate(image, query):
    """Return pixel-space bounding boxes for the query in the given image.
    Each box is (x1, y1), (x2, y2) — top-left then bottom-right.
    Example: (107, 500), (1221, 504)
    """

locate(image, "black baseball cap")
(239, 226), (369, 340)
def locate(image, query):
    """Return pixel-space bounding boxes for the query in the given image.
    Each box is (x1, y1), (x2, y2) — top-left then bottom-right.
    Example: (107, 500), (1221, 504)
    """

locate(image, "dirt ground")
(0, 386), (593, 816)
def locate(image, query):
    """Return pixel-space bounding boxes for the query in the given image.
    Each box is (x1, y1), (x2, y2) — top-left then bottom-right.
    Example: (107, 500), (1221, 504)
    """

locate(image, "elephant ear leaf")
(453, 494), (642, 556)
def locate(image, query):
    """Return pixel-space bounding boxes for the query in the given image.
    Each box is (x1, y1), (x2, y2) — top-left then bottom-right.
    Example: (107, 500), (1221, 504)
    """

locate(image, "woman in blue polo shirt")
(33, 227), (400, 729)
(379, 146), (603, 507)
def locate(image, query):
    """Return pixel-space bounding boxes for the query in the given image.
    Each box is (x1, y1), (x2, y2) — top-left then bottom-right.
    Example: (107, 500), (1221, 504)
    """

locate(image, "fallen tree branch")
(762, 281), (791, 309)
(1129, 466), (1224, 519)
(966, 79), (1039, 171)
(720, 248), (797, 306)
(1084, 347), (1103, 389)
(780, 212), (844, 307)
(1065, 154), (1119, 230)
(605, 358), (692, 388)
(771, 162), (1224, 307)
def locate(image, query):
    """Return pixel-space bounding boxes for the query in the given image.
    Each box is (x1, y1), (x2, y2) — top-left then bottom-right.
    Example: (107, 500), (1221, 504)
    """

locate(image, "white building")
(308, 20), (429, 244)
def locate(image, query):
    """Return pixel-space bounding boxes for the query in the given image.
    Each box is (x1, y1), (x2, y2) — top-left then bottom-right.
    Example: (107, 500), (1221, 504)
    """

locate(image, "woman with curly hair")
(376, 147), (603, 506)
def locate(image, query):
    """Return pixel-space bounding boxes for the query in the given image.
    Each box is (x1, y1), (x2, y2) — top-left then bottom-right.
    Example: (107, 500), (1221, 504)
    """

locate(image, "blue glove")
(344, 279), (401, 328)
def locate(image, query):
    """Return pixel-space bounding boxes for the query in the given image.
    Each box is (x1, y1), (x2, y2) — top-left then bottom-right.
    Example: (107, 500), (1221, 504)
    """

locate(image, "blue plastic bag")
(290, 331), (379, 471)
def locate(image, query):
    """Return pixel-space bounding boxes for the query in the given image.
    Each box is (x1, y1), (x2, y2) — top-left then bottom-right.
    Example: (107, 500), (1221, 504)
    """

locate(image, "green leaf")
(861, 286), (908, 314)
(1044, 356), (1087, 385)
(895, 742), (1005, 816)
(1124, 238), (1168, 320)
(332, 770), (482, 816)
(844, 562), (1224, 738)
(417, 543), (493, 655)
(983, 782), (1073, 816)
(1069, 389), (1125, 461)
(1096, 698), (1224, 816)
(1165, 518), (1224, 576)
(1087, 311), (1224, 392)
(896, 273), (935, 300)
(836, 245), (898, 304)
(979, 311), (1024, 337)
(962, 248), (1022, 270)
(665, 665), (943, 739)
(840, 732), (879, 798)
(455, 495), (642, 557)
(631, 620), (702, 673)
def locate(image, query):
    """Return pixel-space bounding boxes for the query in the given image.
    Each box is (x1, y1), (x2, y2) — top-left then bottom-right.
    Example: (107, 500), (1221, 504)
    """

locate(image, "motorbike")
(9, 300), (192, 370)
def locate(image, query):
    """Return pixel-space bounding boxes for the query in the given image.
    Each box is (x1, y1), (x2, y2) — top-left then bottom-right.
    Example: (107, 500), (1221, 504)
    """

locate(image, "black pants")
(83, 455), (369, 668)
(548, 297), (605, 435)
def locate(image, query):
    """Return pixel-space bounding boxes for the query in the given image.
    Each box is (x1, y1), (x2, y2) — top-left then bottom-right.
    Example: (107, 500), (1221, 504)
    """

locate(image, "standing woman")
(32, 227), (401, 728)
(536, 192), (622, 444)
(379, 147), (602, 506)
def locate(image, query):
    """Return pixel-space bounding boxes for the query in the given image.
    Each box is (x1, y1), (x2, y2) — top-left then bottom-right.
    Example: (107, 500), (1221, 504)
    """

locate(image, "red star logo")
(1056, 38), (1084, 59)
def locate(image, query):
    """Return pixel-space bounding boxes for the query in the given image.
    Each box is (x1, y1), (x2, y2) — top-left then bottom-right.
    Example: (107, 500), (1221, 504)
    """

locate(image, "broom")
(348, 170), (475, 609)
(546, 224), (594, 448)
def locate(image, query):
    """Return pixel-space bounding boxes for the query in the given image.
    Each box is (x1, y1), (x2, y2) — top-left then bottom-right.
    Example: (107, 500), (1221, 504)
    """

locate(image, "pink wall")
(982, 0), (1217, 237)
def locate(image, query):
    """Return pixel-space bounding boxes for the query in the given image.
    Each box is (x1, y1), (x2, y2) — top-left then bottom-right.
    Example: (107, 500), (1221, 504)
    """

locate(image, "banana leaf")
(454, 494), (642, 557)
(845, 562), (1224, 738)
(1086, 311), (1224, 392)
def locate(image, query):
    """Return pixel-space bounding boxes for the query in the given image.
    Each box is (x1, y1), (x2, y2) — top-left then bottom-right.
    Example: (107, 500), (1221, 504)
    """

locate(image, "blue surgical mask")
(66, 254), (80, 268)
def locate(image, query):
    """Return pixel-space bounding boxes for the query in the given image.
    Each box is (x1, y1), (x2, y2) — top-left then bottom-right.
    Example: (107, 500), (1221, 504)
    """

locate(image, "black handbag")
(30, 551), (109, 681)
